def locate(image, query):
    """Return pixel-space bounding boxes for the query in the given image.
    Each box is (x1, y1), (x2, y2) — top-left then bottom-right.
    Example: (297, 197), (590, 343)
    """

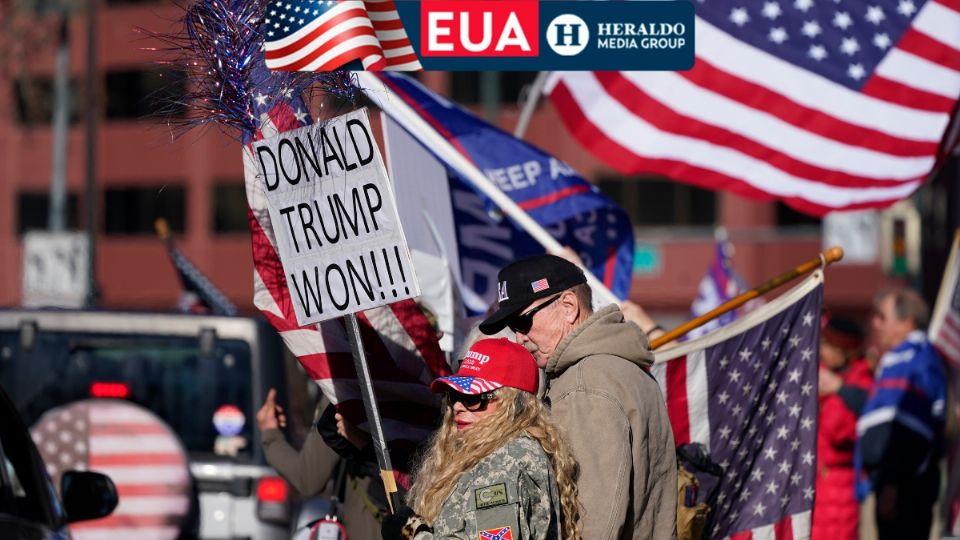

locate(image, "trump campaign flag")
(241, 56), (448, 458)
(546, 0), (960, 216)
(685, 235), (760, 341)
(368, 72), (635, 313)
(652, 272), (824, 539)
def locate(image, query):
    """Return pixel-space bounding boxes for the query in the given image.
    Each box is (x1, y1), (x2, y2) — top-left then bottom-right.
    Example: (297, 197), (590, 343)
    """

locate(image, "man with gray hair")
(856, 287), (946, 540)
(479, 254), (676, 540)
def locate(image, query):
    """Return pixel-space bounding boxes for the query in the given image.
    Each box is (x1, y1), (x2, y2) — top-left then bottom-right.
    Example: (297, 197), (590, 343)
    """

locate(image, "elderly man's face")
(871, 294), (914, 354)
(510, 291), (574, 368)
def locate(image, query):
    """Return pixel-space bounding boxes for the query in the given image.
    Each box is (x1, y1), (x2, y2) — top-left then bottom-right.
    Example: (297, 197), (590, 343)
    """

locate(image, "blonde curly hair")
(408, 387), (581, 540)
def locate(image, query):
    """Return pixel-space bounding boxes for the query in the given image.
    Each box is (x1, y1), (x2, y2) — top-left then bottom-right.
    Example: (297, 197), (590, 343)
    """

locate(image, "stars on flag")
(669, 286), (821, 537)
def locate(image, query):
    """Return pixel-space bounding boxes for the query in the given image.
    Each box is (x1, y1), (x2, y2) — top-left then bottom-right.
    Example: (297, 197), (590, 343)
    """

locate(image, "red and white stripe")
(244, 103), (448, 448)
(546, 1), (960, 217)
(470, 378), (503, 394)
(727, 511), (811, 540)
(651, 349), (712, 448)
(931, 234), (960, 367)
(265, 1), (386, 71)
(936, 313), (960, 366)
(32, 400), (191, 540)
(364, 0), (423, 71)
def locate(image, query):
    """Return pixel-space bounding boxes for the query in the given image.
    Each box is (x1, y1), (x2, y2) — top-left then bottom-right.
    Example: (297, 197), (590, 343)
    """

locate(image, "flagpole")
(344, 313), (403, 514)
(357, 72), (622, 305)
(650, 246), (845, 350)
(513, 71), (549, 139)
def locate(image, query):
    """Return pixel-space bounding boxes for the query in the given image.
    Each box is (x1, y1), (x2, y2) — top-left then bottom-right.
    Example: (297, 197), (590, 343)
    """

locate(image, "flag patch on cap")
(531, 279), (549, 293)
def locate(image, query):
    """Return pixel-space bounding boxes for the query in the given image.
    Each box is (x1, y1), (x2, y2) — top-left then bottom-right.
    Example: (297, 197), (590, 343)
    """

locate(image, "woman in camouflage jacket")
(382, 338), (581, 540)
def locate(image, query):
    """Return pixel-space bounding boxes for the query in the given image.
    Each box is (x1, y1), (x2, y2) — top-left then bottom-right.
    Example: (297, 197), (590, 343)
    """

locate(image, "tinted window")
(450, 71), (538, 104)
(105, 70), (186, 120)
(776, 202), (821, 228)
(212, 183), (248, 234)
(12, 76), (81, 126)
(596, 176), (716, 226)
(0, 331), (254, 459)
(16, 191), (80, 235)
(103, 185), (185, 235)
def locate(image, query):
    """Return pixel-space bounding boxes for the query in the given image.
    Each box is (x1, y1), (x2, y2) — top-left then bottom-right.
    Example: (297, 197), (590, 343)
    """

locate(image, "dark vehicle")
(0, 310), (319, 539)
(0, 382), (117, 539)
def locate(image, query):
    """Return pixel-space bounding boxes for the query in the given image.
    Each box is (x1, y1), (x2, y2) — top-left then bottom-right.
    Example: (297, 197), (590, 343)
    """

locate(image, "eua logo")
(546, 14), (589, 56)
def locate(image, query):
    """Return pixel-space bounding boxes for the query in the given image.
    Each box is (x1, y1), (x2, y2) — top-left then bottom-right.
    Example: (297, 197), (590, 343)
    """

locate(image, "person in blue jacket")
(856, 288), (946, 540)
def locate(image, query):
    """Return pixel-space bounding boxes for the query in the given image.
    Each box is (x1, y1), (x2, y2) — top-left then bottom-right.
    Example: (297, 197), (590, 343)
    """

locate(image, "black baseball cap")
(479, 254), (587, 334)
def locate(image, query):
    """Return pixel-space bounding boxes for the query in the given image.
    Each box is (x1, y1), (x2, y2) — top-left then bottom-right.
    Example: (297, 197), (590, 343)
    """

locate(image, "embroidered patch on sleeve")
(479, 526), (513, 540)
(474, 482), (508, 509)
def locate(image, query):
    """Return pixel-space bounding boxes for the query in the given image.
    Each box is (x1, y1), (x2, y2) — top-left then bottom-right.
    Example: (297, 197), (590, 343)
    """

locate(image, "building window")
(450, 72), (539, 105)
(16, 191), (80, 235)
(596, 176), (716, 227)
(776, 202), (821, 228)
(12, 77), (81, 126)
(106, 0), (160, 7)
(212, 183), (248, 234)
(104, 185), (185, 235)
(105, 70), (186, 120)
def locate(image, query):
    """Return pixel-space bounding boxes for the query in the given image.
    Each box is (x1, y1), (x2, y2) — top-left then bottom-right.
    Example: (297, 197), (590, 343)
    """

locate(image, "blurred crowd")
(814, 288), (945, 540)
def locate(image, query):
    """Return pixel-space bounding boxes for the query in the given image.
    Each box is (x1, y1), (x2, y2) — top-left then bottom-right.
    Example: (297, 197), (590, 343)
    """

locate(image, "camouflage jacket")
(416, 435), (561, 540)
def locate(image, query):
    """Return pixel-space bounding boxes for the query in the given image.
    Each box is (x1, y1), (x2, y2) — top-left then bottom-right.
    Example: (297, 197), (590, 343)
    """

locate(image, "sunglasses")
(447, 391), (496, 412)
(507, 294), (561, 334)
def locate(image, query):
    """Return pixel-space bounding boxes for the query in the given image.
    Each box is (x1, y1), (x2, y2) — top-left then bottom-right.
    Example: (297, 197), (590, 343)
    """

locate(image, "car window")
(0, 389), (62, 527)
(0, 331), (255, 459)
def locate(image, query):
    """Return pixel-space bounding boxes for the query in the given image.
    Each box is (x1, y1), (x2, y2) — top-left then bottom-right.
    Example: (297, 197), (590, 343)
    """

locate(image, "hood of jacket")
(545, 304), (655, 376)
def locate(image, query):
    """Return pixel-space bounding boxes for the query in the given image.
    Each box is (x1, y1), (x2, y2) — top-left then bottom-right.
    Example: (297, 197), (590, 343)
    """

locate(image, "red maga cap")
(430, 338), (539, 395)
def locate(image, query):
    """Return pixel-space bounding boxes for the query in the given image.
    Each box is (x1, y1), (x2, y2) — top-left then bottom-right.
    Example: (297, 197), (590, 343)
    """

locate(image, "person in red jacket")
(812, 314), (874, 540)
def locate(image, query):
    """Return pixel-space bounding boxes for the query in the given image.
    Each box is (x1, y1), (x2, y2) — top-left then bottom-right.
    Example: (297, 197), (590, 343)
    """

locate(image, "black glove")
(381, 505), (430, 540)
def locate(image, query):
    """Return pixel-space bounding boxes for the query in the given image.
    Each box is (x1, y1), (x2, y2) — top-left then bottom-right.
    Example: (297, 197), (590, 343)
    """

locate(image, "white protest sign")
(22, 231), (89, 308)
(243, 108), (420, 325)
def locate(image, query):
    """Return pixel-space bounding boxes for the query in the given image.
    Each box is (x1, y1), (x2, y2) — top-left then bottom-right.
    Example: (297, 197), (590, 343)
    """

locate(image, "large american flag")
(242, 59), (449, 458)
(652, 272), (823, 539)
(31, 400), (192, 540)
(931, 231), (960, 366)
(264, 0), (421, 71)
(547, 0), (960, 216)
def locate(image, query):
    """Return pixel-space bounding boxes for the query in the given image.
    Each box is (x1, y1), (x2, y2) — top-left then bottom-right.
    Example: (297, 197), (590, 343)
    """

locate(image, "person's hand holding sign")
(256, 388), (286, 432)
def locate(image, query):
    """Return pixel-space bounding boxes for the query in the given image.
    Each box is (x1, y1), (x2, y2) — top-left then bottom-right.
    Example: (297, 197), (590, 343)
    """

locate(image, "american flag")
(242, 59), (448, 456)
(930, 231), (960, 366)
(264, 0), (421, 72)
(530, 278), (549, 293)
(546, 0), (960, 216)
(651, 272), (823, 539)
(438, 375), (503, 395)
(31, 400), (192, 540)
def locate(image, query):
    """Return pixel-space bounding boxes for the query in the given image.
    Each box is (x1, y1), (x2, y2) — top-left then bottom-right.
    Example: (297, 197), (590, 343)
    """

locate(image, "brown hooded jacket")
(545, 304), (677, 540)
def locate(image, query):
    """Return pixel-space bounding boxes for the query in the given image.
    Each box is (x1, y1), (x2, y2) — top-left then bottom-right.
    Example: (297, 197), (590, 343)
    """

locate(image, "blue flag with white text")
(374, 72), (635, 314)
